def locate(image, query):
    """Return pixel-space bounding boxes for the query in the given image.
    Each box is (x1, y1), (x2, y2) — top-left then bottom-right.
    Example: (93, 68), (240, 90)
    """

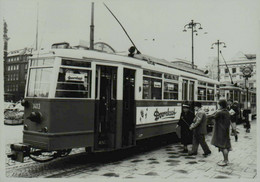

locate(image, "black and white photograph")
(1, 0), (259, 181)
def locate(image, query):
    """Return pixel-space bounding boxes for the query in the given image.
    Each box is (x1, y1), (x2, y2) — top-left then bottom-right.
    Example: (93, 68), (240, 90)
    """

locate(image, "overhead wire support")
(103, 3), (141, 54)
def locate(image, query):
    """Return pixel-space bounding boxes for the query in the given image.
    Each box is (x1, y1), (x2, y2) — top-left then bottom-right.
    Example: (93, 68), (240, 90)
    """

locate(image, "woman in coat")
(211, 99), (234, 166)
(177, 104), (194, 153)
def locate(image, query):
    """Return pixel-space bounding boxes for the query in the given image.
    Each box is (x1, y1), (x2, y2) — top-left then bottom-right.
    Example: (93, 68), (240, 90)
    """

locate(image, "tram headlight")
(27, 111), (42, 123)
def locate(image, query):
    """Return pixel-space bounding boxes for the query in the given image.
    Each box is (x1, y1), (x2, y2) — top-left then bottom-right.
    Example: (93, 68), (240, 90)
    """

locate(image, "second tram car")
(219, 85), (256, 122)
(8, 47), (219, 162)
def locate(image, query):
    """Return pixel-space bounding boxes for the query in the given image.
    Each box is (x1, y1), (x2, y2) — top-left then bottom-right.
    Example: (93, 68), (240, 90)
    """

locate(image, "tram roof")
(219, 85), (242, 91)
(32, 48), (219, 84)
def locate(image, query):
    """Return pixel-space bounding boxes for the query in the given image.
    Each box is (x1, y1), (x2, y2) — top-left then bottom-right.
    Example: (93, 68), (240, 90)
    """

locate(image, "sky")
(1, 0), (259, 68)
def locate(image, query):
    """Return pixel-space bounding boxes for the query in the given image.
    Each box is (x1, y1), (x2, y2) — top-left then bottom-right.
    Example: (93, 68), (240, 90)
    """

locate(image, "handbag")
(176, 124), (181, 138)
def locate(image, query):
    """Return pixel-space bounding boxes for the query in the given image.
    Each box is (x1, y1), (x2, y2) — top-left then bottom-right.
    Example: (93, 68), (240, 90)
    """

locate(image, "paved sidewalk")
(76, 119), (257, 179)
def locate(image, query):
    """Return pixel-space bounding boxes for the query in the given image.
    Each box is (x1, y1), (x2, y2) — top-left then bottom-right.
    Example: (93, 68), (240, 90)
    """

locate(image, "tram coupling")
(7, 143), (31, 162)
(8, 143), (72, 163)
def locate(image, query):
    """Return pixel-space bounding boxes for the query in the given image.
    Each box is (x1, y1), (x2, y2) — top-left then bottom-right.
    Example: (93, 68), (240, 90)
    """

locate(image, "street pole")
(183, 20), (203, 69)
(217, 40), (220, 81)
(211, 40), (226, 82)
(90, 2), (94, 50)
(191, 20), (194, 69)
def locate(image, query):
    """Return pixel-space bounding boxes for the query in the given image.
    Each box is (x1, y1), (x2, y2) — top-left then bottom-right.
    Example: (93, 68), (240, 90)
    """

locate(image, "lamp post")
(211, 40), (226, 81)
(183, 20), (203, 69)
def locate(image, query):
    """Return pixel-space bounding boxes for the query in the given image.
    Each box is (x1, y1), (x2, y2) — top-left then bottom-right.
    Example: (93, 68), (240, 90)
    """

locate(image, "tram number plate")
(33, 103), (41, 110)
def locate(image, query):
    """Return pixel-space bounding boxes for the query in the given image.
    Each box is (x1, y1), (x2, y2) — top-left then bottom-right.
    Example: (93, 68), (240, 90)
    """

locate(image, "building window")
(225, 68), (229, 73)
(16, 74), (19, 80)
(25, 64), (28, 70)
(232, 68), (236, 73)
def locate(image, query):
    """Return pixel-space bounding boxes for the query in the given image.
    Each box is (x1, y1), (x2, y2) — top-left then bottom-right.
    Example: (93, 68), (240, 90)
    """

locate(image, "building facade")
(4, 48), (33, 101)
(219, 52), (256, 89)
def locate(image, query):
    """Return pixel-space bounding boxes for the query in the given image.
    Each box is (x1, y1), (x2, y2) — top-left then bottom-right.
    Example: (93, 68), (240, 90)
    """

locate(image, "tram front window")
(55, 68), (91, 98)
(27, 68), (53, 97)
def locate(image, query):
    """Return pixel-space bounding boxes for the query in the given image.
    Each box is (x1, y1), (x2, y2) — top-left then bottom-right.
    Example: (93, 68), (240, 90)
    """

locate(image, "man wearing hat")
(177, 103), (195, 153)
(189, 102), (211, 156)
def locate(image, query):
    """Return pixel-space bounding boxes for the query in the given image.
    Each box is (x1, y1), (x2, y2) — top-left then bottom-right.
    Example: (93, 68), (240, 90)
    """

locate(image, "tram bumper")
(7, 143), (31, 162)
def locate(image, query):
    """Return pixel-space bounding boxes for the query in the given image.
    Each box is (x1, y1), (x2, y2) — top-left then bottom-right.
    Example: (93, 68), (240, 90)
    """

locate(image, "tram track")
(6, 134), (179, 178)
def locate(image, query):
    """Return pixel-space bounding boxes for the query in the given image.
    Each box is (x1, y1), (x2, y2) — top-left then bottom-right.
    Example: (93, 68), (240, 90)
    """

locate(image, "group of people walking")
(177, 99), (239, 166)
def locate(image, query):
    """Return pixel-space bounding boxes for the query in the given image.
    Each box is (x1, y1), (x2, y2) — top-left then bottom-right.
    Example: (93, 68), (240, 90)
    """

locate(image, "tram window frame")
(61, 59), (91, 68)
(163, 73), (179, 100)
(27, 67), (53, 97)
(164, 82), (178, 100)
(30, 58), (55, 67)
(198, 87), (206, 100)
(142, 70), (162, 100)
(207, 88), (214, 101)
(55, 67), (92, 98)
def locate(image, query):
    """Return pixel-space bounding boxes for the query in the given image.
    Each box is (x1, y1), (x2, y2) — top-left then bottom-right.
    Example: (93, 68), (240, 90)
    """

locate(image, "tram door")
(122, 68), (136, 147)
(95, 66), (117, 149)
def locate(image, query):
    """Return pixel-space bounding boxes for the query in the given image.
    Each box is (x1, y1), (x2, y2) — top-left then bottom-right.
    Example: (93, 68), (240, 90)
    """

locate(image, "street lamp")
(211, 40), (226, 81)
(183, 20), (203, 69)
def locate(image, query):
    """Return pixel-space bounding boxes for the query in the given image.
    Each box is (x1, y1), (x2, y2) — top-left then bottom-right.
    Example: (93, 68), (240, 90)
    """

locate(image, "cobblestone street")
(4, 119), (257, 180)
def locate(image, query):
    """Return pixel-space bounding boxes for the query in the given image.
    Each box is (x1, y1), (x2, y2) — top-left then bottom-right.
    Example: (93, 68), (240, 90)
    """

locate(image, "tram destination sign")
(65, 73), (85, 82)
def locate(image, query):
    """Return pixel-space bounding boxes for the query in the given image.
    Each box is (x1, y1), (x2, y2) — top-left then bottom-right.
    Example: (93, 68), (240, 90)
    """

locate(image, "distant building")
(219, 52), (256, 89)
(204, 57), (218, 80)
(171, 58), (206, 76)
(4, 48), (33, 101)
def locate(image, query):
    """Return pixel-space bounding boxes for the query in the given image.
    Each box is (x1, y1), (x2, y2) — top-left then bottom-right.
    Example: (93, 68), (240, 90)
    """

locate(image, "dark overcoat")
(211, 109), (231, 149)
(178, 110), (194, 145)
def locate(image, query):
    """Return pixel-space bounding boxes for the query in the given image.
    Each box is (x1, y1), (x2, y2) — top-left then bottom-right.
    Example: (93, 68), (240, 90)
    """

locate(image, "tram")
(8, 45), (219, 162)
(219, 85), (256, 122)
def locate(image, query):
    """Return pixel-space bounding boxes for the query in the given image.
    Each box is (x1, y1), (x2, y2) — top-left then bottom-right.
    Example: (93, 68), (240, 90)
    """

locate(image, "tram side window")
(207, 88), (214, 101)
(164, 82), (178, 100)
(143, 77), (162, 100)
(198, 87), (206, 100)
(182, 80), (188, 100)
(55, 68), (91, 98)
(27, 68), (52, 97)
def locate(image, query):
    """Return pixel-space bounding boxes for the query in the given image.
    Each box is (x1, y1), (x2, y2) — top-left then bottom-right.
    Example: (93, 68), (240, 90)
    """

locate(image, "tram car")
(8, 45), (219, 162)
(219, 85), (256, 122)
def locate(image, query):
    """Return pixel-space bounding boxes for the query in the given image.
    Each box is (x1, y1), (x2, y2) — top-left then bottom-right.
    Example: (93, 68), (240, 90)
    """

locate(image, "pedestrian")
(227, 99), (239, 141)
(177, 103), (194, 153)
(211, 99), (235, 166)
(188, 102), (211, 157)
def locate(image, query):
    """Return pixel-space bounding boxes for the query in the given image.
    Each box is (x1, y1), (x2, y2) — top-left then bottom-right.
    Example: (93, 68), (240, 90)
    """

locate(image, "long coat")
(178, 110), (194, 145)
(211, 109), (231, 149)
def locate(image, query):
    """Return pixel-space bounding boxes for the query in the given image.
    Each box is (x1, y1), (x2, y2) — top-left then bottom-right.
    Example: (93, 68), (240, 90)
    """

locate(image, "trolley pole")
(183, 20), (203, 69)
(211, 40), (226, 82)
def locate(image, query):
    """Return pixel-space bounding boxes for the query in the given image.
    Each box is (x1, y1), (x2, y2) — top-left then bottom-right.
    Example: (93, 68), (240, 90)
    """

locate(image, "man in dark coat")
(177, 104), (194, 153)
(189, 102), (211, 157)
